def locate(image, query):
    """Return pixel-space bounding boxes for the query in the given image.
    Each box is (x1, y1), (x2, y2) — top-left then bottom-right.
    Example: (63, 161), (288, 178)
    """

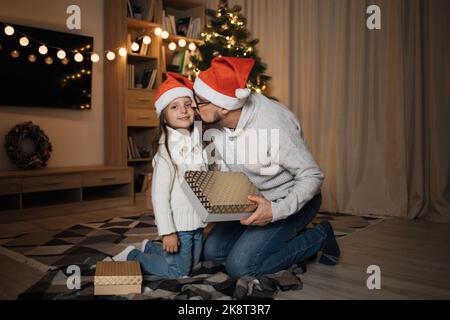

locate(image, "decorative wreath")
(4, 122), (53, 169)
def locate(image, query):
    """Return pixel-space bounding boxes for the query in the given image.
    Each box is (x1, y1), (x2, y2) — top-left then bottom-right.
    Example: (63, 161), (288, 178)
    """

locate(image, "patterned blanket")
(0, 211), (384, 300)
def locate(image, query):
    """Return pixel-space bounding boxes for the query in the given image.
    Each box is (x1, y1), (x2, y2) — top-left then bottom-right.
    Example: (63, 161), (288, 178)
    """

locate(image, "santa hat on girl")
(155, 72), (194, 117)
(193, 57), (255, 110)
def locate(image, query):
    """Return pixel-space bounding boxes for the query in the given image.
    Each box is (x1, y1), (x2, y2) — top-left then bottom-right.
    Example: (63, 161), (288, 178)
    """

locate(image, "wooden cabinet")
(0, 166), (134, 223)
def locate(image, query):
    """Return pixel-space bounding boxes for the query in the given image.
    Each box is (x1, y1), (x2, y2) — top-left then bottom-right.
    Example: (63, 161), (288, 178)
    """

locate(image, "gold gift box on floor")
(94, 261), (142, 296)
(182, 171), (261, 222)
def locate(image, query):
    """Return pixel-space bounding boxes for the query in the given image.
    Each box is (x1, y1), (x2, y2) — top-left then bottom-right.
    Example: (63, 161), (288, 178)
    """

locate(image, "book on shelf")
(176, 17), (191, 37)
(128, 136), (142, 159)
(142, 68), (158, 90)
(129, 0), (159, 22)
(127, 64), (136, 88)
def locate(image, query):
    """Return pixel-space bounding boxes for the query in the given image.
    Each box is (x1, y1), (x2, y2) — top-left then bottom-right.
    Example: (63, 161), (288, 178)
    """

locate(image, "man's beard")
(196, 110), (223, 126)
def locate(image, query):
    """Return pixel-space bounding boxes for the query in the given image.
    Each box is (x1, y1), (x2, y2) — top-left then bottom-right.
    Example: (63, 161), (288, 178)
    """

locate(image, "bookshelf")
(104, 0), (205, 203)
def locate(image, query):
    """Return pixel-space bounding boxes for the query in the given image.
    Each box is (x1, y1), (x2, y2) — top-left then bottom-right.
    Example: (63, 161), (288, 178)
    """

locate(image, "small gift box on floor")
(94, 261), (142, 296)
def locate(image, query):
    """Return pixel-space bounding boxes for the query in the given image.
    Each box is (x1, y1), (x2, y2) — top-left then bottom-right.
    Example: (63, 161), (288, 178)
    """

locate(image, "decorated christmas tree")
(190, 0), (271, 94)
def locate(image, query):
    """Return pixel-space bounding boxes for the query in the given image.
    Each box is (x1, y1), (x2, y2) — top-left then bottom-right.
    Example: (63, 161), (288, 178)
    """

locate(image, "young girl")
(113, 73), (208, 279)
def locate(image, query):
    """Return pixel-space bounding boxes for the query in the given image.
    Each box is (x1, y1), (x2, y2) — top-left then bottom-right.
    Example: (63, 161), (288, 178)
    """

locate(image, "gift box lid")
(94, 261), (142, 286)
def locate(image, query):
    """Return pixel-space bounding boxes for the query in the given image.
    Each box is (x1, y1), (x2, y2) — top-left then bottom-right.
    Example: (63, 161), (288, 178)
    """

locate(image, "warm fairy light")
(106, 51), (116, 61)
(62, 57), (69, 65)
(131, 42), (140, 52)
(143, 35), (151, 45)
(38, 45), (48, 55)
(178, 39), (186, 47)
(90, 53), (100, 62)
(188, 43), (197, 51)
(119, 47), (127, 57)
(168, 42), (177, 51)
(57, 50), (66, 59)
(4, 26), (14, 36)
(161, 31), (169, 39)
(45, 56), (53, 65)
(28, 54), (37, 62)
(19, 37), (29, 47)
(74, 53), (84, 62)
(11, 50), (19, 58)
(154, 27), (162, 36)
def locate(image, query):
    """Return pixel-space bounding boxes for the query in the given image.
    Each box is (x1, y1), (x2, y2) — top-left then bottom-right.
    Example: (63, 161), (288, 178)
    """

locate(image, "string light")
(90, 53), (100, 63)
(131, 42), (140, 52)
(168, 42), (177, 51)
(38, 45), (48, 55)
(178, 39), (186, 47)
(74, 52), (84, 62)
(19, 36), (29, 47)
(62, 57), (69, 65)
(4, 25), (14, 36)
(118, 47), (127, 57)
(143, 35), (151, 45)
(45, 56), (53, 65)
(11, 50), (19, 58)
(188, 43), (197, 51)
(57, 49), (66, 59)
(161, 31), (169, 39)
(106, 51), (116, 61)
(154, 27), (162, 36)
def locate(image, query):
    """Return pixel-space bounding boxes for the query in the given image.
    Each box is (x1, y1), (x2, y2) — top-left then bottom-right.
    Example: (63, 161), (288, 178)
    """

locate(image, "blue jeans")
(127, 229), (204, 279)
(203, 194), (325, 278)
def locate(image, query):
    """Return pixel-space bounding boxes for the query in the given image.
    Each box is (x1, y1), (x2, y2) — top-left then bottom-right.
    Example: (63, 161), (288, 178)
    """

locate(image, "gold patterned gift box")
(94, 261), (142, 296)
(182, 171), (261, 222)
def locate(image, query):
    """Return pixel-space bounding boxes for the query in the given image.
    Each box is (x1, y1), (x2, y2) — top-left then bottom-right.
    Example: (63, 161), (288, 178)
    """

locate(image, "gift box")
(181, 171), (261, 222)
(94, 261), (142, 296)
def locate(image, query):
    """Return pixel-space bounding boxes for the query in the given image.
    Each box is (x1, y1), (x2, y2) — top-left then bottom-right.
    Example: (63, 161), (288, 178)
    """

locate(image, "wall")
(0, 0), (104, 170)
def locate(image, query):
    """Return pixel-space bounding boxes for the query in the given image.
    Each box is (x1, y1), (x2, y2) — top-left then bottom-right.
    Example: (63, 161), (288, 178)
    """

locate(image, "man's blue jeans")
(203, 194), (325, 278)
(127, 229), (203, 279)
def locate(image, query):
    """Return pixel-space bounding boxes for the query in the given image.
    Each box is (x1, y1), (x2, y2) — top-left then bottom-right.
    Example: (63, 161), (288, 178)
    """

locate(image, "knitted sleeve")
(151, 155), (177, 236)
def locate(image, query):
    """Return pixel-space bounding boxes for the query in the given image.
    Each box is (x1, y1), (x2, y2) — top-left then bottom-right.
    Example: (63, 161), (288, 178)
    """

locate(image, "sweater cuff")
(157, 223), (177, 237)
(271, 201), (289, 222)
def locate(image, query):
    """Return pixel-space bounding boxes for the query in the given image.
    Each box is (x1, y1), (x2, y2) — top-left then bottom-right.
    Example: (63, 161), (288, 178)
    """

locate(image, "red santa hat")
(193, 57), (255, 110)
(155, 72), (194, 117)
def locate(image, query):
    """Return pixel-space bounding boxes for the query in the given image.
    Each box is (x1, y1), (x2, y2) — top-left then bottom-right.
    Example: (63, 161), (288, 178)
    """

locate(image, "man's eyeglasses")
(193, 90), (211, 108)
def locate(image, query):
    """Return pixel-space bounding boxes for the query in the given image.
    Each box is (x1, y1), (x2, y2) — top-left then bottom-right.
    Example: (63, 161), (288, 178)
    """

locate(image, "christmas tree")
(190, 0), (271, 94)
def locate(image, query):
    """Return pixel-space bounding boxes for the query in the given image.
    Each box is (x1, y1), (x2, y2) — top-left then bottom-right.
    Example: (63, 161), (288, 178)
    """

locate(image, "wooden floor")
(1, 205), (449, 300)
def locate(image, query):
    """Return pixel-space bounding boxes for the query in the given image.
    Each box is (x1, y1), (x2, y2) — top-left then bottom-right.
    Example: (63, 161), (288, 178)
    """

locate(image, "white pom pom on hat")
(193, 57), (256, 111)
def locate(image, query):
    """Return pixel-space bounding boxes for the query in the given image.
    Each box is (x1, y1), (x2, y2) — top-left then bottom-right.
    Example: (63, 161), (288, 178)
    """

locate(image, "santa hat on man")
(193, 57), (255, 110)
(155, 72), (194, 117)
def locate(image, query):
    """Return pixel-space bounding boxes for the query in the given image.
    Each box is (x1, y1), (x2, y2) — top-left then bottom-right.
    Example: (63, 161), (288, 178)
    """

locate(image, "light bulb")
(74, 52), (84, 62)
(11, 50), (20, 58)
(90, 53), (100, 63)
(57, 50), (66, 59)
(106, 51), (116, 61)
(28, 54), (37, 62)
(131, 42), (140, 52)
(62, 58), (69, 65)
(178, 39), (186, 47)
(143, 36), (151, 45)
(119, 47), (127, 56)
(4, 26), (14, 36)
(39, 45), (48, 55)
(161, 31), (169, 39)
(19, 37), (29, 47)
(168, 42), (177, 51)
(188, 43), (197, 51)
(154, 27), (163, 36)
(45, 57), (53, 65)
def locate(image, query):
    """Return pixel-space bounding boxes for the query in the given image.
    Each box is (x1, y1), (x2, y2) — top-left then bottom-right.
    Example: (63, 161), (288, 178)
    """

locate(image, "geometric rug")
(0, 211), (385, 300)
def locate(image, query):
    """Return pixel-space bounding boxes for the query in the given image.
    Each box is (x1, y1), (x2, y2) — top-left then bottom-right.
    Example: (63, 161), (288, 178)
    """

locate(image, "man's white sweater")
(208, 93), (324, 222)
(151, 127), (207, 236)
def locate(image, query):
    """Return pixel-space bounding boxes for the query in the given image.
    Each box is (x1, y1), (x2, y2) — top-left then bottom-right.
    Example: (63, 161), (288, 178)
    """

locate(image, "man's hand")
(240, 195), (273, 226)
(162, 233), (180, 253)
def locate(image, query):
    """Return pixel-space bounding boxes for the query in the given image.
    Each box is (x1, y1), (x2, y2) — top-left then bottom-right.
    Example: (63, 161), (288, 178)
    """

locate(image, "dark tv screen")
(0, 22), (93, 110)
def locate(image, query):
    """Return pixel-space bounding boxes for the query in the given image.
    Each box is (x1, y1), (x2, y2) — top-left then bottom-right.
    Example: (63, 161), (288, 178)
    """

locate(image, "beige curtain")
(203, 0), (450, 223)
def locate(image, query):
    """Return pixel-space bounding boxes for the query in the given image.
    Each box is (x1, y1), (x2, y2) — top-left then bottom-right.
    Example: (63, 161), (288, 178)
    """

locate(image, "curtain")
(202, 0), (450, 223)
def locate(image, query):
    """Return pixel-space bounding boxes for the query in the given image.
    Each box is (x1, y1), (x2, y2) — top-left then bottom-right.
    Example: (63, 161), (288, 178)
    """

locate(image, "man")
(192, 57), (340, 278)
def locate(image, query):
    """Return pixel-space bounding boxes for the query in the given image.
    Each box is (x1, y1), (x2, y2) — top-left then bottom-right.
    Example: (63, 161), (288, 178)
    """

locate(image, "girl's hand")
(162, 233), (180, 253)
